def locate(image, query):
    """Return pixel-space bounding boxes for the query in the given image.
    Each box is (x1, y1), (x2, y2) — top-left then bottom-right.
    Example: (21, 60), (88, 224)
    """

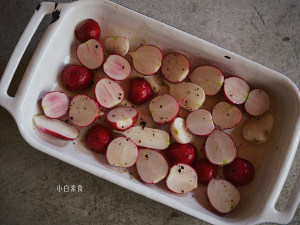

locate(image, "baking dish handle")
(0, 2), (55, 115)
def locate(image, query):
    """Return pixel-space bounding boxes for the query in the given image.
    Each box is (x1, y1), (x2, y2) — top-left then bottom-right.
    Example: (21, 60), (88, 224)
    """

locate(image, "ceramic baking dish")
(0, 1), (300, 224)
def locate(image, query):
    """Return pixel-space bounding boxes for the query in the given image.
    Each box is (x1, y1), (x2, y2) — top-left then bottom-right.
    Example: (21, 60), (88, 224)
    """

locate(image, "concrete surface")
(0, 0), (299, 224)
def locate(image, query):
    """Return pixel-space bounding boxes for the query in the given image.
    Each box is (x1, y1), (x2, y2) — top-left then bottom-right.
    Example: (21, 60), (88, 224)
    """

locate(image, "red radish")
(205, 129), (237, 166)
(33, 115), (78, 140)
(106, 137), (138, 167)
(161, 52), (190, 83)
(106, 106), (138, 130)
(41, 91), (69, 119)
(223, 157), (255, 186)
(85, 125), (113, 153)
(129, 45), (163, 75)
(165, 143), (197, 165)
(149, 94), (179, 124)
(128, 78), (152, 105)
(186, 109), (215, 136)
(136, 148), (169, 184)
(69, 95), (102, 127)
(105, 36), (129, 56)
(193, 158), (217, 185)
(212, 101), (242, 130)
(244, 89), (271, 116)
(166, 163), (198, 194)
(170, 117), (192, 144)
(207, 179), (240, 214)
(76, 39), (104, 69)
(189, 65), (224, 96)
(94, 78), (124, 108)
(103, 55), (131, 81)
(75, 19), (100, 43)
(61, 64), (92, 92)
(224, 77), (250, 105)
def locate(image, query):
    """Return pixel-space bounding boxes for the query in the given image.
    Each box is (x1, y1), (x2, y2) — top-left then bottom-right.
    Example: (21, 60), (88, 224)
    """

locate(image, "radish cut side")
(106, 137), (138, 168)
(149, 94), (179, 124)
(207, 179), (240, 213)
(103, 54), (131, 81)
(205, 129), (237, 166)
(161, 52), (190, 83)
(170, 117), (192, 144)
(33, 115), (79, 140)
(105, 36), (129, 56)
(41, 91), (69, 119)
(106, 106), (138, 130)
(69, 95), (102, 127)
(244, 89), (270, 116)
(224, 77), (250, 105)
(212, 101), (242, 130)
(186, 109), (215, 136)
(76, 39), (104, 69)
(189, 65), (224, 96)
(136, 148), (169, 184)
(94, 78), (124, 108)
(166, 163), (198, 194)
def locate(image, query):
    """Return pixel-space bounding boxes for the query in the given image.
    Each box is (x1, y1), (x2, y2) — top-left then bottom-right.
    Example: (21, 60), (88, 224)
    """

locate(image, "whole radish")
(165, 143), (197, 165)
(75, 19), (100, 43)
(128, 78), (152, 105)
(85, 125), (113, 153)
(193, 158), (217, 185)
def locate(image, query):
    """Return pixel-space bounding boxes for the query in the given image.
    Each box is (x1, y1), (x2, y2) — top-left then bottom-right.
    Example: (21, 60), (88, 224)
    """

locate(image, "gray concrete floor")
(0, 0), (299, 224)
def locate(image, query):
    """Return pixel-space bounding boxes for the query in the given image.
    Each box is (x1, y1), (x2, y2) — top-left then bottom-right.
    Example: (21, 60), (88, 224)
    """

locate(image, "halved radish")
(212, 101), (242, 130)
(94, 78), (124, 108)
(224, 77), (250, 105)
(161, 52), (190, 83)
(205, 129), (237, 166)
(136, 148), (169, 184)
(149, 94), (179, 124)
(189, 65), (224, 96)
(106, 106), (138, 130)
(41, 91), (69, 119)
(166, 163), (198, 194)
(186, 109), (215, 136)
(244, 89), (271, 116)
(144, 74), (169, 94)
(129, 45), (163, 75)
(170, 117), (192, 144)
(76, 39), (104, 69)
(33, 115), (79, 140)
(106, 137), (138, 168)
(105, 36), (129, 56)
(103, 55), (131, 81)
(207, 179), (240, 214)
(69, 94), (102, 127)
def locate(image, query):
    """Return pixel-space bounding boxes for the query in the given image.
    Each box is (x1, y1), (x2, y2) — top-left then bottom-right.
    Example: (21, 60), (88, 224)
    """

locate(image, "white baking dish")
(0, 1), (299, 224)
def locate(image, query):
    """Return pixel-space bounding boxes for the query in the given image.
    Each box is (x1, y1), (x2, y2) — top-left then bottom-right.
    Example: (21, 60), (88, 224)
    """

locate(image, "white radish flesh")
(106, 106), (138, 131)
(105, 36), (129, 56)
(41, 91), (69, 119)
(224, 77), (250, 105)
(170, 117), (192, 144)
(186, 109), (215, 136)
(244, 89), (271, 116)
(144, 74), (169, 94)
(103, 55), (131, 81)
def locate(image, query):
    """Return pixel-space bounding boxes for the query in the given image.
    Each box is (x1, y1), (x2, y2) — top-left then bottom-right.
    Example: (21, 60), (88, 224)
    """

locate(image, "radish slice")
(105, 36), (129, 56)
(224, 77), (250, 105)
(166, 163), (198, 194)
(103, 55), (131, 81)
(244, 89), (271, 116)
(170, 117), (192, 144)
(161, 52), (190, 83)
(106, 137), (138, 168)
(144, 74), (169, 94)
(212, 101), (242, 130)
(149, 94), (179, 124)
(69, 95), (102, 127)
(136, 148), (169, 184)
(94, 78), (124, 108)
(76, 39), (104, 69)
(207, 179), (240, 214)
(189, 65), (224, 96)
(41, 91), (69, 119)
(106, 106), (138, 131)
(118, 126), (170, 150)
(205, 129), (237, 166)
(33, 115), (79, 140)
(129, 45), (163, 75)
(186, 109), (215, 136)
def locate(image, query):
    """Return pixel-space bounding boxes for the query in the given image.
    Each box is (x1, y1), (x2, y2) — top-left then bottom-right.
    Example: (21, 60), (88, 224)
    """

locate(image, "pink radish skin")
(136, 148), (169, 184)
(224, 76), (250, 105)
(76, 39), (104, 69)
(33, 115), (79, 140)
(103, 54), (131, 81)
(186, 109), (215, 136)
(106, 106), (138, 131)
(244, 89), (271, 116)
(41, 91), (69, 119)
